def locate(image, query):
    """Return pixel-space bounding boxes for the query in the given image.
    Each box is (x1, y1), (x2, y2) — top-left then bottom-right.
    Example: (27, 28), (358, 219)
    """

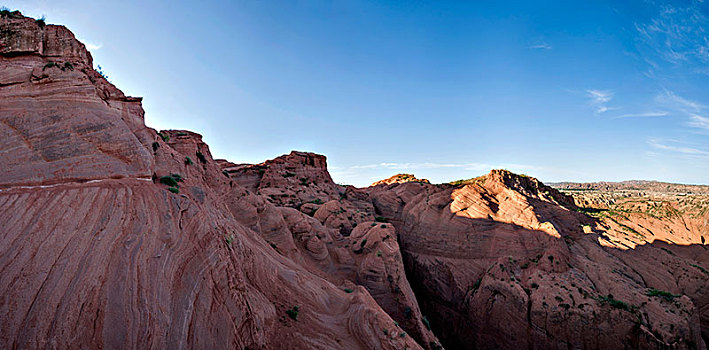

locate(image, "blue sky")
(6, 0), (709, 186)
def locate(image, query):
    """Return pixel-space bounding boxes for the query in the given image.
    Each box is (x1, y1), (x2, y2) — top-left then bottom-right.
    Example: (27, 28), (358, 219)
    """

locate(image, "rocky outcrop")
(371, 174), (431, 186)
(0, 12), (424, 350)
(1, 10), (708, 350)
(551, 180), (709, 195)
(224, 153), (441, 348)
(366, 172), (708, 349)
(0, 12), (154, 188)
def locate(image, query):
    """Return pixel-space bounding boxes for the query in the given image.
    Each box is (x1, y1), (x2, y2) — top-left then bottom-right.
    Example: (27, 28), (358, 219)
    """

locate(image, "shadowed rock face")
(1, 10), (708, 350)
(366, 173), (708, 350)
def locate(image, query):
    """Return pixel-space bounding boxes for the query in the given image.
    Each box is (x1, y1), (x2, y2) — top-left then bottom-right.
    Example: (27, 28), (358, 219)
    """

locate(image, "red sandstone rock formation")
(0, 12), (424, 350)
(371, 174), (431, 187)
(224, 152), (440, 347)
(1, 10), (708, 350)
(366, 170), (708, 349)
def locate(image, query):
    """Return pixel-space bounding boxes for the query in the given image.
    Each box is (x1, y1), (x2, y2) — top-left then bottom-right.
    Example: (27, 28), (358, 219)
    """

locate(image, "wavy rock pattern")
(1, 10), (708, 350)
(0, 13), (422, 350)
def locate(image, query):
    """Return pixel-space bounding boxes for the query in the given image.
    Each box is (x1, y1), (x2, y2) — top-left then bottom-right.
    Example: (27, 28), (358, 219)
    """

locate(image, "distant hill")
(550, 180), (709, 194)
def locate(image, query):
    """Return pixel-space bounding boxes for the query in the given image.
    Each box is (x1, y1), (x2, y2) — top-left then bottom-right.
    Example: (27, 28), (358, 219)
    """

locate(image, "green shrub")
(159, 132), (169, 142)
(35, 16), (46, 28)
(185, 156), (193, 165)
(375, 216), (388, 223)
(690, 263), (708, 274)
(309, 199), (324, 205)
(531, 254), (542, 263)
(380, 224), (386, 228)
(0, 7), (21, 18)
(62, 62), (74, 70)
(44, 61), (75, 71)
(225, 235), (234, 245)
(159, 175), (179, 187)
(646, 288), (679, 301)
(360, 239), (367, 247)
(370, 223), (377, 227)
(531, 282), (539, 289)
(343, 288), (353, 293)
(167, 187), (179, 194)
(599, 294), (630, 311)
(286, 306), (299, 320)
(403, 307), (412, 319)
(170, 173), (183, 182)
(196, 151), (207, 163)
(422, 315), (431, 330)
(43, 62), (60, 70)
(283, 172), (296, 178)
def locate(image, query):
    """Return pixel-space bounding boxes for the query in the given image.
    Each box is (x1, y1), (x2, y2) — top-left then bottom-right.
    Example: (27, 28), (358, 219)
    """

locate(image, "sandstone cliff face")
(366, 172), (708, 349)
(0, 13), (154, 188)
(0, 13), (424, 350)
(1, 10), (708, 350)
(224, 152), (441, 347)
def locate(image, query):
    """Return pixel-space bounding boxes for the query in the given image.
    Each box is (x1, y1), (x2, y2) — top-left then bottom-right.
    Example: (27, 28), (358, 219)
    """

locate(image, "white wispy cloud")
(84, 42), (103, 51)
(650, 90), (709, 133)
(587, 89), (612, 103)
(687, 114), (709, 131)
(586, 89), (617, 114)
(529, 43), (552, 50)
(611, 111), (669, 119)
(655, 89), (705, 113)
(636, 2), (709, 68)
(348, 162), (543, 172)
(648, 138), (709, 156)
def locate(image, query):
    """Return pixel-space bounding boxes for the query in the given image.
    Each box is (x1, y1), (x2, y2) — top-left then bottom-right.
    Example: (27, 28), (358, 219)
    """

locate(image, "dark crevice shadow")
(380, 196), (709, 350)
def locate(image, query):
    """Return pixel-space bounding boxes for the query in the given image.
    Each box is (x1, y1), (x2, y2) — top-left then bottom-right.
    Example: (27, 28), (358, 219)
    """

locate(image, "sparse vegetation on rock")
(286, 306), (299, 320)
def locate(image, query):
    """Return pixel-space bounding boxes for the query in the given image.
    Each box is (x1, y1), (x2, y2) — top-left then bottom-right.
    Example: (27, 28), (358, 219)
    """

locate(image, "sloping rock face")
(0, 12), (154, 187)
(552, 181), (709, 249)
(0, 13), (423, 350)
(2, 10), (708, 350)
(372, 174), (431, 187)
(367, 171), (708, 349)
(224, 153), (441, 348)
